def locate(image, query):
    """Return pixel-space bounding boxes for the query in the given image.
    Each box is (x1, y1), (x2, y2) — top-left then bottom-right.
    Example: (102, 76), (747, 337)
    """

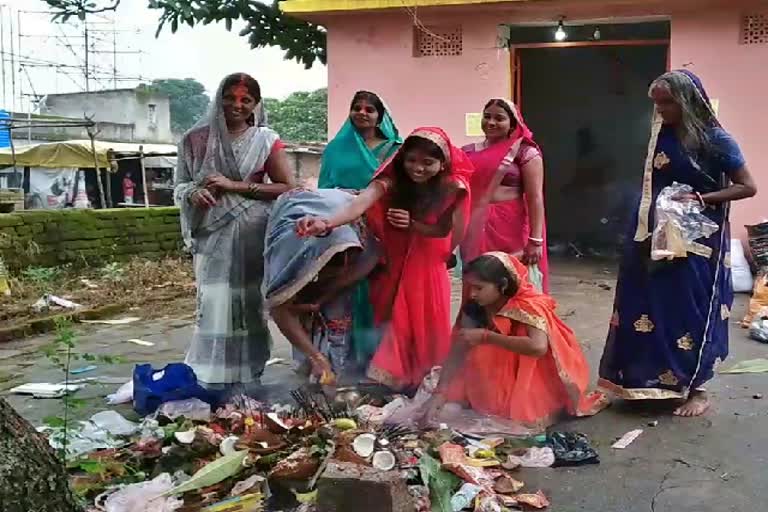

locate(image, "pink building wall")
(670, 8), (767, 232)
(325, 12), (509, 145)
(322, 1), (766, 234)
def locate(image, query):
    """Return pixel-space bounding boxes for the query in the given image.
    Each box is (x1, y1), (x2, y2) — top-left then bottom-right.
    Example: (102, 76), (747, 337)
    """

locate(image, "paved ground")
(1, 258), (766, 511)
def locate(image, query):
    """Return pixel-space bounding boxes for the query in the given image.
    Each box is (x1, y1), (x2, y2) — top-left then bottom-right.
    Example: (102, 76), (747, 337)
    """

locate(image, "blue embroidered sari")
(599, 71), (746, 399)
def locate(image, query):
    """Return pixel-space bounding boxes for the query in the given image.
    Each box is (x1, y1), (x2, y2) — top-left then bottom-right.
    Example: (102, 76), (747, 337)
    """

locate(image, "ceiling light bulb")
(555, 21), (567, 42)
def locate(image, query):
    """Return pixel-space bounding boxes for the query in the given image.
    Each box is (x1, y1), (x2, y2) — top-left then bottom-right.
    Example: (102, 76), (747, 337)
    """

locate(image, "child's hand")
(387, 208), (410, 229)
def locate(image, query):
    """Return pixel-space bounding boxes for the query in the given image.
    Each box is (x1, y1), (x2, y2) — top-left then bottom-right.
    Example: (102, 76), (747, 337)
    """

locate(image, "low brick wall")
(0, 208), (183, 269)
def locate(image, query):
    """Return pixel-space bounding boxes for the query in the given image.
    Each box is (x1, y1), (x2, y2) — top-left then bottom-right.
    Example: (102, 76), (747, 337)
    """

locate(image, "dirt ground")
(1, 257), (767, 512)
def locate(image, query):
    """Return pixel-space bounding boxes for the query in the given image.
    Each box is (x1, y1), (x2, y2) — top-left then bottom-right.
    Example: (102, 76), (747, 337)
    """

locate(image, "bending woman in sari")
(263, 188), (380, 384)
(319, 91), (401, 365)
(423, 253), (606, 426)
(174, 73), (296, 388)
(461, 99), (549, 292)
(298, 127), (473, 391)
(599, 70), (757, 417)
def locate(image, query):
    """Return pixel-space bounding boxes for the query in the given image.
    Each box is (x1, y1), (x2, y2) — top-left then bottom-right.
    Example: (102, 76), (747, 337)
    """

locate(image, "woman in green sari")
(319, 90), (401, 368)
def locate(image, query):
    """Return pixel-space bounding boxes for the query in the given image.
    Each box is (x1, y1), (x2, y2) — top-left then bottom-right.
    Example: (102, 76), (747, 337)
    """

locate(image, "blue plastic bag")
(133, 363), (213, 416)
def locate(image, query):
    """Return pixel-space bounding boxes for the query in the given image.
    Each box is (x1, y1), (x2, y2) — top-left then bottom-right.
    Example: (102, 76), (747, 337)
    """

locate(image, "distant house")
(39, 86), (172, 144)
(281, 0), (767, 239)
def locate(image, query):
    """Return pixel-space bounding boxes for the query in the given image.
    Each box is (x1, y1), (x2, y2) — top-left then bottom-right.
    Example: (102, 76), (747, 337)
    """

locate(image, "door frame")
(510, 39), (670, 107)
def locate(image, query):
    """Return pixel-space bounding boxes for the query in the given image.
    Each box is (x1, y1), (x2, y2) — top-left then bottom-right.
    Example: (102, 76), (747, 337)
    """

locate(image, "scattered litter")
(748, 308), (768, 343)
(450, 483), (482, 511)
(102, 473), (183, 512)
(504, 447), (555, 468)
(648, 420), (659, 427)
(80, 278), (99, 289)
(513, 490), (550, 509)
(157, 398), (212, 422)
(81, 317), (141, 325)
(753, 393), (764, 400)
(202, 493), (263, 512)
(106, 380), (134, 405)
(10, 382), (83, 398)
(265, 357), (287, 367)
(32, 294), (83, 312)
(494, 473), (524, 494)
(163, 450), (249, 496)
(229, 475), (265, 497)
(720, 358), (768, 374)
(548, 432), (599, 466)
(90, 410), (139, 436)
(71, 365), (98, 375)
(219, 436), (239, 456)
(612, 429), (643, 449)
(127, 338), (155, 347)
(174, 429), (197, 444)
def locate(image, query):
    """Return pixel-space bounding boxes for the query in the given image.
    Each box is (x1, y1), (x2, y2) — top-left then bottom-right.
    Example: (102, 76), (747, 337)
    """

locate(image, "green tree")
(44, 0), (326, 69)
(265, 88), (327, 143)
(150, 78), (210, 134)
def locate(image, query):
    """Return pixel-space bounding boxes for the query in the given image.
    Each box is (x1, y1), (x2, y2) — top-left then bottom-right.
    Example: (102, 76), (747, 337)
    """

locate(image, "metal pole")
(9, 7), (15, 112)
(89, 131), (106, 208)
(1, 6), (7, 109)
(83, 20), (90, 92)
(139, 145), (149, 208)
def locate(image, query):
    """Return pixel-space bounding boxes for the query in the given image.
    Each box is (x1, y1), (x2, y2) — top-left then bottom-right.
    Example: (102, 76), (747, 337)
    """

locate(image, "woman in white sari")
(174, 73), (296, 389)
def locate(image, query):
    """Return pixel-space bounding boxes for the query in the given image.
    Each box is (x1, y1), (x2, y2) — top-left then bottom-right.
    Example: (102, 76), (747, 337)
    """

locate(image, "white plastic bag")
(731, 238), (754, 293)
(651, 183), (719, 261)
(103, 473), (183, 512)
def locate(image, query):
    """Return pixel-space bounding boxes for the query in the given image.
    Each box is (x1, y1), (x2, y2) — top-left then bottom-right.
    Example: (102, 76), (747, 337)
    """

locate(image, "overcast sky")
(0, 0), (328, 112)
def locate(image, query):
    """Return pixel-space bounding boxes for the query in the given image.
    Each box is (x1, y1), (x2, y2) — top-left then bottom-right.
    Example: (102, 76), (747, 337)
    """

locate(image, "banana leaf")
(419, 454), (461, 512)
(720, 358), (768, 374)
(163, 449), (249, 496)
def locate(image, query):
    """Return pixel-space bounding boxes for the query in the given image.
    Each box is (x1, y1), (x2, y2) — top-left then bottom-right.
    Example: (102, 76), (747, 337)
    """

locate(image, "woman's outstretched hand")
(522, 242), (543, 265)
(296, 216), (331, 237)
(309, 353), (336, 385)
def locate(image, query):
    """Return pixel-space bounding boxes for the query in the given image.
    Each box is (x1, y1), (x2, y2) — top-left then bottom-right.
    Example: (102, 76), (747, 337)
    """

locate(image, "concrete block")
(317, 461), (411, 512)
(0, 215), (23, 228)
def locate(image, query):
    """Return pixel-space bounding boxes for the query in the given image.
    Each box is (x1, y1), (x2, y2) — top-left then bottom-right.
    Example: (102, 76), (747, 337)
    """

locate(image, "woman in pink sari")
(460, 98), (549, 292)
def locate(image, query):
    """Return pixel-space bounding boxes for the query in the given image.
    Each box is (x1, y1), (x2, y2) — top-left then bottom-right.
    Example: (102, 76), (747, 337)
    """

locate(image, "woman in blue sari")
(599, 70), (757, 417)
(319, 91), (401, 365)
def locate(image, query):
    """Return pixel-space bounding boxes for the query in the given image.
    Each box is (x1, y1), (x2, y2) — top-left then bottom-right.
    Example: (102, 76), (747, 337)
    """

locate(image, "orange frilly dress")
(444, 252), (607, 426)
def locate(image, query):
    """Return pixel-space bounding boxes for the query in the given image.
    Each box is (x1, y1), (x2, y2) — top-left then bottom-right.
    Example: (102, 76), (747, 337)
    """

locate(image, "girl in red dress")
(297, 127), (473, 390)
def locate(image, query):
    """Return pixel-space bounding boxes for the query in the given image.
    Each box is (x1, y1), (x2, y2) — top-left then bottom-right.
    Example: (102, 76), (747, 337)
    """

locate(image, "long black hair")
(389, 135), (449, 218)
(221, 73), (262, 126)
(350, 90), (386, 125)
(462, 254), (520, 327)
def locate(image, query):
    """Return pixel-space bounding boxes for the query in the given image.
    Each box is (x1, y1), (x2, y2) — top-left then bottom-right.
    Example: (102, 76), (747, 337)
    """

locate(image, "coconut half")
(173, 429), (196, 444)
(220, 435), (240, 456)
(352, 433), (377, 458)
(372, 451), (396, 471)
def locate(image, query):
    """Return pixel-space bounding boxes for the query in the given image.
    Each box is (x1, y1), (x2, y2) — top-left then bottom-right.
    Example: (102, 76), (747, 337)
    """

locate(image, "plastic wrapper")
(102, 473), (183, 512)
(450, 483), (482, 511)
(651, 183), (719, 261)
(749, 307), (768, 344)
(157, 398), (212, 422)
(133, 363), (213, 416)
(528, 264), (544, 293)
(547, 431), (599, 467)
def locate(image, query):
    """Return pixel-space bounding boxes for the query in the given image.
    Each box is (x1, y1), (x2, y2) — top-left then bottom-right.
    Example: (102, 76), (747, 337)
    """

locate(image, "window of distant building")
(741, 13), (768, 45)
(148, 104), (157, 127)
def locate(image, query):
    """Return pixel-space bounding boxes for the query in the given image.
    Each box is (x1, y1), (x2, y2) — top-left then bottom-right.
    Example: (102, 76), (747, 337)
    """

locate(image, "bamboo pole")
(88, 131), (106, 209)
(139, 145), (149, 208)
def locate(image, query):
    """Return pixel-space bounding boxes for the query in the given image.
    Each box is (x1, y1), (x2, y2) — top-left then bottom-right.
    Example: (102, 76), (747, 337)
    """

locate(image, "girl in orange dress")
(424, 252), (606, 426)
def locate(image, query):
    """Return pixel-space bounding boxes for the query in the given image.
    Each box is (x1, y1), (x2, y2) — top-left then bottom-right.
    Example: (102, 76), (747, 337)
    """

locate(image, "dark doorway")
(518, 43), (668, 254)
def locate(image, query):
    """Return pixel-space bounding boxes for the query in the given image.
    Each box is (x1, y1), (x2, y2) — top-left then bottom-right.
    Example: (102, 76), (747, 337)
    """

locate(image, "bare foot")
(674, 390), (710, 417)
